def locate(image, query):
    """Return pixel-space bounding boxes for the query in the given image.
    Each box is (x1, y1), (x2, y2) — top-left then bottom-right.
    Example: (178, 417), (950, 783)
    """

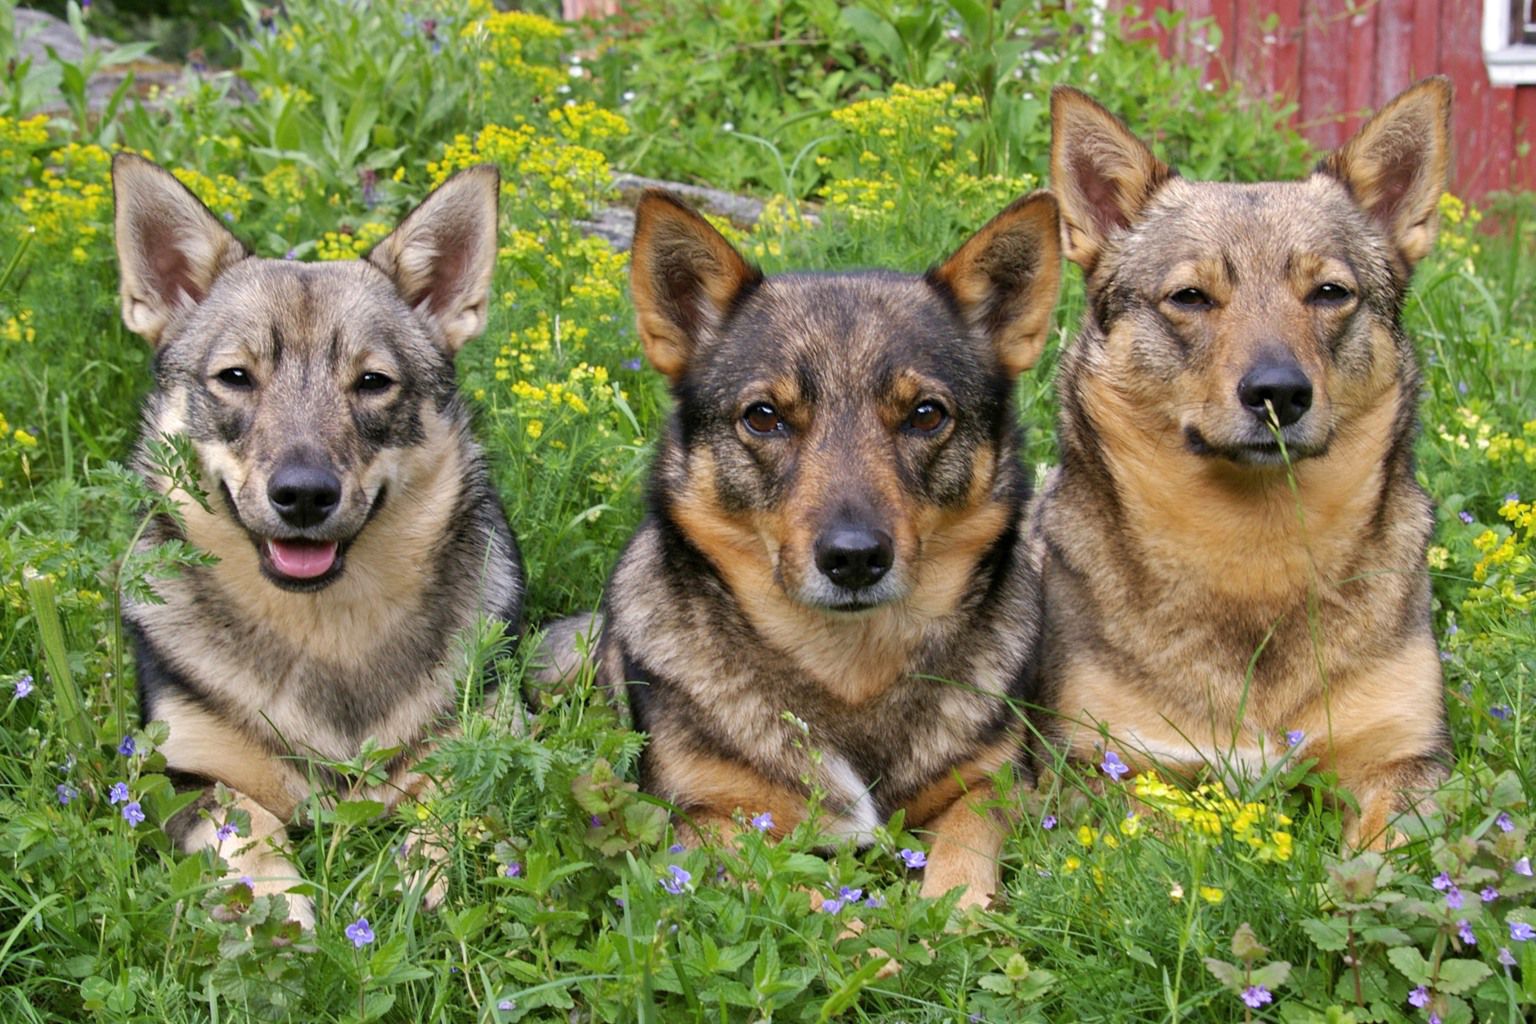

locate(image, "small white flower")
(622, 90), (636, 103)
(722, 121), (735, 132)
(569, 65), (584, 78)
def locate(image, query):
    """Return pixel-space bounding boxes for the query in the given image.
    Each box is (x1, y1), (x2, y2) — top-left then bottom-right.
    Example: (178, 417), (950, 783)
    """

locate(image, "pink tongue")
(266, 539), (339, 579)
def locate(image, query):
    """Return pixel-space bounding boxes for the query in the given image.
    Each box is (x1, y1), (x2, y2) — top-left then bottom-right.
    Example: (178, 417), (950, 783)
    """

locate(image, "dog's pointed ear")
(367, 165), (499, 354)
(930, 191), (1062, 375)
(629, 190), (761, 381)
(112, 152), (249, 346)
(1049, 86), (1173, 271)
(1319, 76), (1451, 269)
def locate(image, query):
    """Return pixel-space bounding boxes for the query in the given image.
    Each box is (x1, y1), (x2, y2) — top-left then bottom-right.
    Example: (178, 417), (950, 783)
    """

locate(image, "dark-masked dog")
(591, 189), (1061, 909)
(112, 155), (523, 924)
(1034, 80), (1451, 846)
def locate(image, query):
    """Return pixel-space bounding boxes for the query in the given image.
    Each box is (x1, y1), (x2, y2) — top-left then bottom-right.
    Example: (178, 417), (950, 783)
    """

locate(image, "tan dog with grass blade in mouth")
(1033, 79), (1453, 847)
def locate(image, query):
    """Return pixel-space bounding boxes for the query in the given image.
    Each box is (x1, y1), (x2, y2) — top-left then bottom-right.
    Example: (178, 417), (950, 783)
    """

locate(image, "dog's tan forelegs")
(390, 760), (456, 911)
(917, 780), (1005, 911)
(1340, 755), (1447, 850)
(175, 789), (312, 927)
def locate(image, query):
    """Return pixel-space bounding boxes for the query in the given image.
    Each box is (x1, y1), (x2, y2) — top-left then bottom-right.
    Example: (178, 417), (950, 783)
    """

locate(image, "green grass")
(0, 2), (1533, 1021)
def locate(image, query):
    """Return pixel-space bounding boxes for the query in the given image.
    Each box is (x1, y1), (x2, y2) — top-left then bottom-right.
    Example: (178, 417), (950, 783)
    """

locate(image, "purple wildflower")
(1100, 750), (1130, 780)
(658, 864), (691, 895)
(498, 1000), (515, 1012)
(1285, 729), (1304, 747)
(283, 249), (297, 260)
(1496, 812), (1514, 832)
(899, 848), (927, 870)
(1490, 704), (1512, 721)
(1041, 814), (1057, 830)
(216, 822), (239, 842)
(1482, 886), (1499, 902)
(122, 801), (145, 826)
(108, 782), (129, 805)
(1515, 857), (1533, 877)
(1240, 985), (1272, 1008)
(1428, 1013), (1442, 1024)
(1457, 919), (1476, 945)
(750, 811), (773, 832)
(1511, 921), (1535, 942)
(118, 736), (136, 757)
(1499, 946), (1516, 966)
(345, 917), (375, 948)
(819, 897), (844, 914)
(836, 885), (863, 903)
(1408, 985), (1430, 1008)
(667, 843), (685, 854)
(622, 358), (643, 371)
(14, 674), (33, 698)
(56, 783), (77, 805)
(1505, 492), (1520, 503)
(864, 893), (884, 909)
(1445, 886), (1464, 910)
(1431, 871), (1452, 891)
(503, 862), (521, 878)
(1459, 510), (1474, 524)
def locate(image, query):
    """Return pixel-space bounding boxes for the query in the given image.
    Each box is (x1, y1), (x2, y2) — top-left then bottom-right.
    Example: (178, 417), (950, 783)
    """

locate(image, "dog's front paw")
(917, 857), (997, 915)
(401, 828), (452, 911)
(281, 892), (317, 931)
(223, 844), (314, 929)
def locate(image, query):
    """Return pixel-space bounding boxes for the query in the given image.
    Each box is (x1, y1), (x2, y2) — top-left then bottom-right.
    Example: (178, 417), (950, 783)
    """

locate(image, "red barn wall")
(1119, 0), (1536, 200)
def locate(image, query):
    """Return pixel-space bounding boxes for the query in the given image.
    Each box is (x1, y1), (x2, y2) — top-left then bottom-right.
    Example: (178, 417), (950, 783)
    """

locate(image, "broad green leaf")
(1432, 957), (1490, 995)
(332, 799), (385, 827)
(1300, 918), (1349, 952)
(1386, 946), (1430, 985)
(1203, 958), (1242, 990)
(1250, 961), (1292, 990)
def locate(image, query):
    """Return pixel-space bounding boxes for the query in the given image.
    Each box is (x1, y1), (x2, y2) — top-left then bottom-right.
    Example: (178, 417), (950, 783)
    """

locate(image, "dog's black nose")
(814, 526), (894, 590)
(268, 462), (341, 528)
(1237, 357), (1313, 428)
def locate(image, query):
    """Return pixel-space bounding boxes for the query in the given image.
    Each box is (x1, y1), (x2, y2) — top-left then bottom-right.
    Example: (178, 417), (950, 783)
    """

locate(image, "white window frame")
(1484, 0), (1536, 85)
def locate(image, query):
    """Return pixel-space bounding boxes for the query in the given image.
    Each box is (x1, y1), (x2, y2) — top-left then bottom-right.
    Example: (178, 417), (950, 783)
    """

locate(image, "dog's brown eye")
(904, 400), (948, 435)
(742, 402), (785, 436)
(1309, 282), (1354, 305)
(1168, 287), (1212, 309)
(215, 367), (254, 389)
(356, 372), (394, 393)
